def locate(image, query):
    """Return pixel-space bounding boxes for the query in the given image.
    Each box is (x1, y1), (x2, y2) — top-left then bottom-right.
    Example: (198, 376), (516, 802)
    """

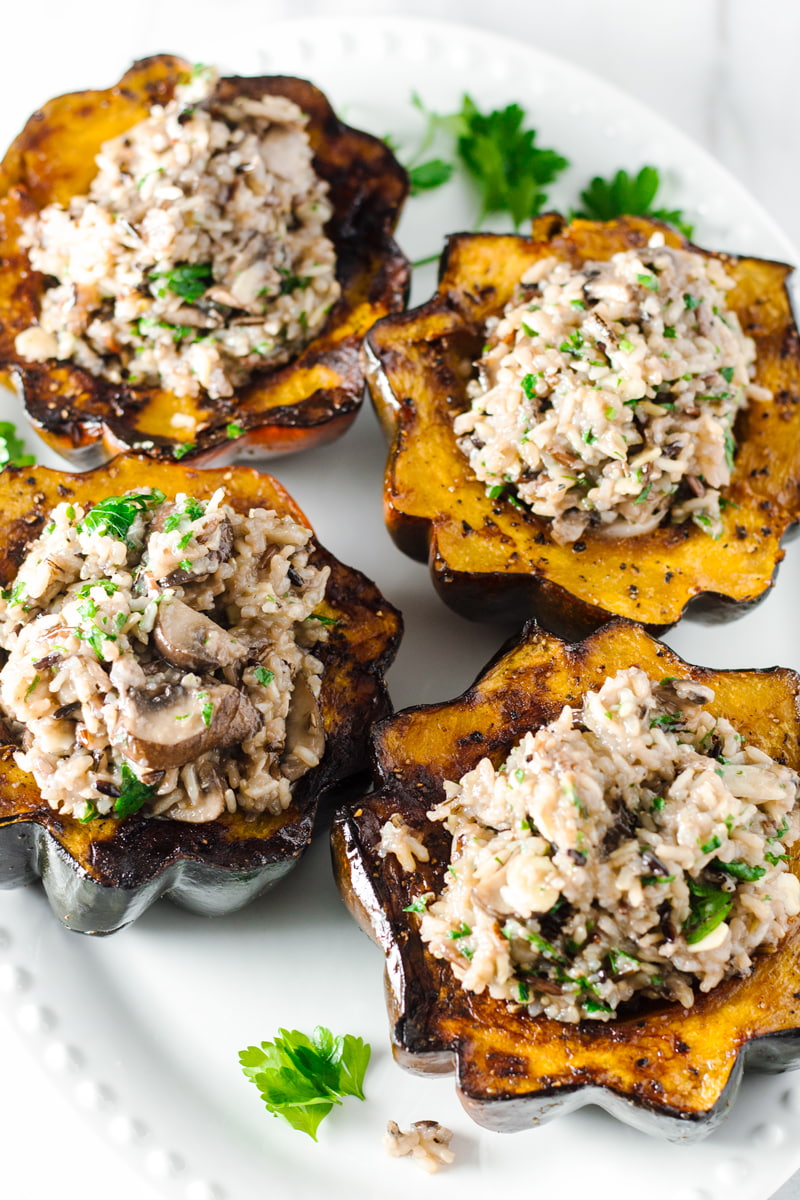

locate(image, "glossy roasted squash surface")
(365, 214), (800, 638)
(332, 620), (800, 1139)
(0, 55), (410, 467)
(0, 456), (402, 933)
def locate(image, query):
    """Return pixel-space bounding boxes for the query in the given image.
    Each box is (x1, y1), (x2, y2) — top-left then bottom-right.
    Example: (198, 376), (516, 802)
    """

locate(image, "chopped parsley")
(80, 491), (165, 543)
(636, 272), (659, 292)
(684, 878), (733, 944)
(173, 442), (196, 461)
(164, 497), (205, 532)
(76, 581), (119, 598)
(309, 612), (339, 627)
(521, 373), (537, 400)
(254, 666), (275, 688)
(149, 261), (213, 303)
(226, 422), (245, 439)
(277, 268), (312, 295)
(198, 691), (213, 727)
(713, 858), (766, 882)
(115, 763), (156, 819)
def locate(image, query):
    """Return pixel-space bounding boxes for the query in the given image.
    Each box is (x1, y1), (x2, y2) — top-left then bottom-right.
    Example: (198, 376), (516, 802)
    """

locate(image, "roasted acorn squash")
(0, 55), (410, 467)
(365, 214), (800, 638)
(332, 620), (800, 1139)
(0, 455), (401, 933)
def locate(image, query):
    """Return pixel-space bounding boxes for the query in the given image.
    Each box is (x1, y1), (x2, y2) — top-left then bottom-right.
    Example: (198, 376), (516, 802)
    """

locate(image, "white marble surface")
(1, 2), (799, 1198)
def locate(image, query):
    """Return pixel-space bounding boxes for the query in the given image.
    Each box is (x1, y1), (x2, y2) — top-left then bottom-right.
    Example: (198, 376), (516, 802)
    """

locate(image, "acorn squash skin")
(0, 55), (410, 468)
(365, 214), (800, 639)
(332, 620), (800, 1139)
(0, 456), (402, 933)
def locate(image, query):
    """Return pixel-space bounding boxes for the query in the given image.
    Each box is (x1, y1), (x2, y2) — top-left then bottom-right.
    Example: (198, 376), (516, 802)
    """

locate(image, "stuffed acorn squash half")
(0, 55), (410, 467)
(365, 214), (800, 638)
(0, 455), (401, 933)
(333, 620), (800, 1140)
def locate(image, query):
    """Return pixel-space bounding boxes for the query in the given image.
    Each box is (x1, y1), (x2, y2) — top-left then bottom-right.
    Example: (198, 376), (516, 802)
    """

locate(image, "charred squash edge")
(331, 619), (800, 1140)
(0, 54), (410, 467)
(364, 213), (800, 639)
(0, 455), (402, 933)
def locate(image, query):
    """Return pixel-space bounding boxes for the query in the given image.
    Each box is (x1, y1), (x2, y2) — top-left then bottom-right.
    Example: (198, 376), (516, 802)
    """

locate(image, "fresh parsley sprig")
(573, 166), (694, 239)
(239, 1026), (370, 1140)
(0, 421), (35, 470)
(399, 93), (569, 228)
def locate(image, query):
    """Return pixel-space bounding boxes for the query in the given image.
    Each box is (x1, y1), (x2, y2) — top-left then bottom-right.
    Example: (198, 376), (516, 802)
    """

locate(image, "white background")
(1, 2), (799, 1198)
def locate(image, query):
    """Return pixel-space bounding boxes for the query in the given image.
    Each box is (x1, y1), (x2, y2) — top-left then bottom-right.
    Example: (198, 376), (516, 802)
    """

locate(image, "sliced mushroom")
(120, 680), (261, 770)
(168, 760), (227, 823)
(153, 598), (248, 673)
(280, 673), (325, 781)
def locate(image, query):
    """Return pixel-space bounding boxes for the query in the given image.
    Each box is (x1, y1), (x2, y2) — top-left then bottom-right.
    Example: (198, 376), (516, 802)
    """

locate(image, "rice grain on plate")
(15, 65), (340, 400)
(384, 668), (800, 1022)
(0, 487), (329, 823)
(455, 234), (769, 543)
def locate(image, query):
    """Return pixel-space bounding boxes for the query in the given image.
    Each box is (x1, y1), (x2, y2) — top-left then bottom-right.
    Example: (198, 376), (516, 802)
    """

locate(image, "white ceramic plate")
(1, 12), (800, 1200)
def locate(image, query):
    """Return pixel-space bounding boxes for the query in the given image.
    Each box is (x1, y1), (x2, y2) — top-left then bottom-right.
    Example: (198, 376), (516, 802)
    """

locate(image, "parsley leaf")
(80, 491), (165, 543)
(684, 877), (733, 944)
(0, 421), (35, 470)
(149, 262), (213, 303)
(713, 858), (766, 882)
(574, 165), (694, 239)
(408, 158), (454, 195)
(456, 95), (569, 228)
(239, 1026), (370, 1140)
(115, 762), (156, 818)
(399, 92), (568, 228)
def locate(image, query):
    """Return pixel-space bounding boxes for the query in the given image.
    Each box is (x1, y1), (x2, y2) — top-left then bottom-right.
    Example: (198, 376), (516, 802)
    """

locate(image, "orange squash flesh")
(365, 215), (800, 637)
(332, 620), (800, 1139)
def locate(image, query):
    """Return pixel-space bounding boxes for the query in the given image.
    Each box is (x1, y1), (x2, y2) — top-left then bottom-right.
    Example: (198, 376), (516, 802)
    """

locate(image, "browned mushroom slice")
(281, 673), (324, 781)
(168, 760), (228, 823)
(159, 515), (234, 586)
(120, 680), (261, 770)
(153, 598), (248, 672)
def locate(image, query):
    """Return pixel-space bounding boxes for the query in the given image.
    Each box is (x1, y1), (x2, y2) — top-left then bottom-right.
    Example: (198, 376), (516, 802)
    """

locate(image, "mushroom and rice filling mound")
(382, 669), (800, 1022)
(454, 233), (770, 544)
(14, 64), (340, 400)
(0, 487), (329, 823)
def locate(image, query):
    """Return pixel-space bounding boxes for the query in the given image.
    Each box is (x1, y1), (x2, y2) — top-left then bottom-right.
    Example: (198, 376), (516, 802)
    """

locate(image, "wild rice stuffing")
(455, 233), (770, 543)
(384, 1121), (455, 1173)
(385, 669), (800, 1022)
(15, 64), (340, 400)
(0, 487), (329, 823)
